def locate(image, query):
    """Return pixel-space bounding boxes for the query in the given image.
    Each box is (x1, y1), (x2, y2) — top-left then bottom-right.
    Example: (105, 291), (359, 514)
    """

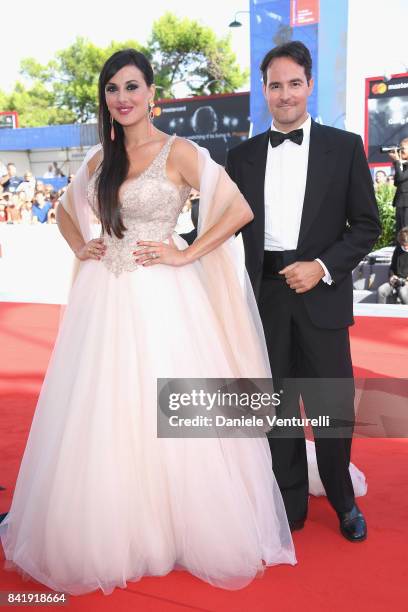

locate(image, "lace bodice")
(87, 134), (191, 276)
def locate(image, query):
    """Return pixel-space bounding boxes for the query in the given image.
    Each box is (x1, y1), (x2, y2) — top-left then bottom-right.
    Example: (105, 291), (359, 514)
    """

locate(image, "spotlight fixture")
(228, 10), (249, 28)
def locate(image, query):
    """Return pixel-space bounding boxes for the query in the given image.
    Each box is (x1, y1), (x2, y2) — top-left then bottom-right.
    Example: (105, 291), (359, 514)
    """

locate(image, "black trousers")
(396, 206), (408, 235)
(258, 253), (355, 523)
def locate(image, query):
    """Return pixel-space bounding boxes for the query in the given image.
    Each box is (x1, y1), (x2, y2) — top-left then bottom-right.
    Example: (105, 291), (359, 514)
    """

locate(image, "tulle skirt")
(0, 252), (296, 595)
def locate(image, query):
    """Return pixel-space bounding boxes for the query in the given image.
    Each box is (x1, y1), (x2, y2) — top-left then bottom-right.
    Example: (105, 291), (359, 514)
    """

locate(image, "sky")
(0, 0), (250, 93)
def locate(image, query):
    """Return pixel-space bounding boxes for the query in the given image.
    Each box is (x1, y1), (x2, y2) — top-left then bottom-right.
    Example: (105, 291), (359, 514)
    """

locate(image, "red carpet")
(0, 303), (407, 611)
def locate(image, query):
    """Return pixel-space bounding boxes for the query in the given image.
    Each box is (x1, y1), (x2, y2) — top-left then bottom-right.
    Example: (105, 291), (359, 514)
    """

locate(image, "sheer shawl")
(60, 139), (271, 380)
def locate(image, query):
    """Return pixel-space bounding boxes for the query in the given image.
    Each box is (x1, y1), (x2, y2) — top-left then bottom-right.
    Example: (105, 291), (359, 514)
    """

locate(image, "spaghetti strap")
(146, 133), (177, 180)
(156, 134), (177, 167)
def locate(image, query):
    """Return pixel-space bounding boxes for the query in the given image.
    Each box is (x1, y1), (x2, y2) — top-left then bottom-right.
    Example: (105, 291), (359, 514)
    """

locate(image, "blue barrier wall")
(0, 124), (80, 150)
(0, 123), (98, 151)
(37, 177), (68, 190)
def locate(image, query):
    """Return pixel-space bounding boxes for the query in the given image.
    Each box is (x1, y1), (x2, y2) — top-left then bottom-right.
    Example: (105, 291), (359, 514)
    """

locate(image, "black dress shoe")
(337, 504), (367, 542)
(289, 518), (305, 532)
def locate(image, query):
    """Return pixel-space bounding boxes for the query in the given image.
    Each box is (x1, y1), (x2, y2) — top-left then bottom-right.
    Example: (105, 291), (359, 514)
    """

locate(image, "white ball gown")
(0, 135), (296, 595)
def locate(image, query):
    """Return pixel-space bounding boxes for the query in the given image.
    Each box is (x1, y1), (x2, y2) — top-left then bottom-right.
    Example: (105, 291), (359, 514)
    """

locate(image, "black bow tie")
(269, 128), (303, 148)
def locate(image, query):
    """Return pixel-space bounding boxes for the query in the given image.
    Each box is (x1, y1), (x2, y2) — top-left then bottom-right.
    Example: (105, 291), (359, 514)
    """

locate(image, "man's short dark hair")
(260, 41), (312, 85)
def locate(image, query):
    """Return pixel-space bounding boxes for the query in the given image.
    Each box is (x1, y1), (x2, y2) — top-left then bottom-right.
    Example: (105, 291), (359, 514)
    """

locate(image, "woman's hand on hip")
(133, 237), (190, 267)
(75, 238), (106, 261)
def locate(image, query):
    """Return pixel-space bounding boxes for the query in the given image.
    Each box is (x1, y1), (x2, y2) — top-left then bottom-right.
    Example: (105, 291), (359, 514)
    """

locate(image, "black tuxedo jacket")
(393, 162), (408, 208)
(226, 121), (381, 329)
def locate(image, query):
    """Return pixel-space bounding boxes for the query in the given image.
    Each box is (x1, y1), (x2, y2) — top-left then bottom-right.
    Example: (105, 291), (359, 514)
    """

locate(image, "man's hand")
(279, 261), (325, 293)
(388, 148), (401, 162)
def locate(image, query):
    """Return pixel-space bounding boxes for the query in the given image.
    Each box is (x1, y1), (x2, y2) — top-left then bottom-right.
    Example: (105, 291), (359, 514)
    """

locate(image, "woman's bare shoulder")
(171, 136), (197, 160)
(166, 137), (199, 189)
(170, 136), (199, 174)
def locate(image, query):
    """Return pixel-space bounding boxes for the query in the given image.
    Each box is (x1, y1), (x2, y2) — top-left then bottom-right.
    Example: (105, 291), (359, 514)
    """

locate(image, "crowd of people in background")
(0, 147), (404, 228)
(1, 155), (407, 305)
(0, 161), (74, 225)
(0, 160), (200, 233)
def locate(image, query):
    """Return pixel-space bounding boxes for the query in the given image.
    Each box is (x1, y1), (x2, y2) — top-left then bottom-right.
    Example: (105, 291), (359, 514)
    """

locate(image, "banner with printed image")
(365, 74), (408, 165)
(153, 92), (249, 165)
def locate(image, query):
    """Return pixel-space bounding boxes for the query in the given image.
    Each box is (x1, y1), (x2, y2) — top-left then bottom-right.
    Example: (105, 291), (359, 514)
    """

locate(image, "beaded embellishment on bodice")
(87, 134), (191, 276)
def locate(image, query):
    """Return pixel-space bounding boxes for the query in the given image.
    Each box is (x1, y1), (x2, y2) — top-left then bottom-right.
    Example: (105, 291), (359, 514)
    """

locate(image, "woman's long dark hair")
(97, 49), (154, 238)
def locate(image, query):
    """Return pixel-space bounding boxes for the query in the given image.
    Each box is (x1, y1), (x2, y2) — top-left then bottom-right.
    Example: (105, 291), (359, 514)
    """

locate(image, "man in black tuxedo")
(226, 41), (381, 541)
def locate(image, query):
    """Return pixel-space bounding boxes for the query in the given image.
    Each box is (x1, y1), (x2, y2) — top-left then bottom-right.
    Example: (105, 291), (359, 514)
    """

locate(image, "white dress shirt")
(264, 114), (332, 284)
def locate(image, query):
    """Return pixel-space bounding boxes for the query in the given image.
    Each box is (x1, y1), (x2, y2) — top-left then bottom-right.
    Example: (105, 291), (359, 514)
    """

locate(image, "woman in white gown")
(0, 49), (297, 595)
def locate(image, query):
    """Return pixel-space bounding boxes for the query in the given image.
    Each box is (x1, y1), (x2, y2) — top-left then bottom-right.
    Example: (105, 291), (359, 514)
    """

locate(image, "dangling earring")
(148, 100), (155, 122)
(148, 101), (155, 136)
(110, 115), (115, 142)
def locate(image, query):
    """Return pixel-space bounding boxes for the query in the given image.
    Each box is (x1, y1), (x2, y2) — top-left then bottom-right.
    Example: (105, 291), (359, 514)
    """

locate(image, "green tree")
(0, 14), (247, 127)
(18, 37), (145, 124)
(149, 13), (248, 97)
(0, 81), (76, 127)
(374, 184), (396, 249)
